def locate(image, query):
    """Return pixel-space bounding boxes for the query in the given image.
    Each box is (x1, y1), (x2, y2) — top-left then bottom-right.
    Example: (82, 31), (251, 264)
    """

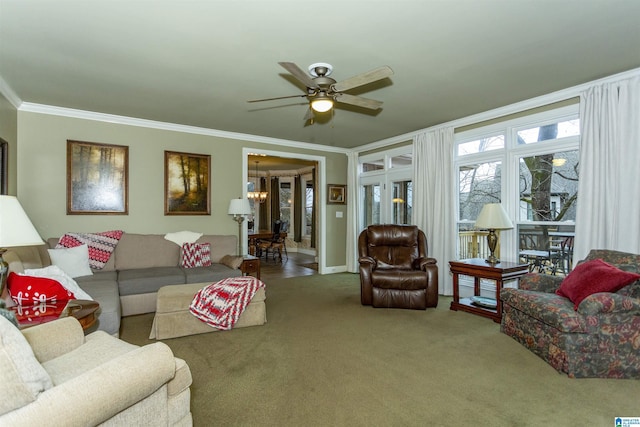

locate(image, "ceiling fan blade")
(334, 93), (383, 110)
(278, 62), (320, 89)
(247, 94), (307, 103)
(332, 66), (394, 92)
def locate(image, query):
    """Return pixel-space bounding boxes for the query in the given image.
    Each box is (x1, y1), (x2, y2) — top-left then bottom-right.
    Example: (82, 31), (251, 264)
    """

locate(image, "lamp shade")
(228, 198), (251, 216)
(474, 203), (514, 230)
(0, 196), (44, 247)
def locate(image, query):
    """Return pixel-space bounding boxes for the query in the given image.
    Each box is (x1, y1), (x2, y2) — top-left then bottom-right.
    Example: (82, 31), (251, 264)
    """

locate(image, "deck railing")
(458, 230), (499, 260)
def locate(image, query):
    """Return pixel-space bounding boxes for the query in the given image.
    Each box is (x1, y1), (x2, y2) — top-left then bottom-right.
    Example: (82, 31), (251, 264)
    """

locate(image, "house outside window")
(455, 104), (580, 272)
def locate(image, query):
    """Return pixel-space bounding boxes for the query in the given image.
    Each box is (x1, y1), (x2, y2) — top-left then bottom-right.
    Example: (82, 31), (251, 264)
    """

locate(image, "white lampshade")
(0, 196), (44, 247)
(228, 198), (251, 216)
(474, 203), (514, 230)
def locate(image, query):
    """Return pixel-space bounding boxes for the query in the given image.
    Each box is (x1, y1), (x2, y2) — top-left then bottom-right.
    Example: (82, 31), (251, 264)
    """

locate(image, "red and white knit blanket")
(189, 276), (265, 331)
(57, 230), (124, 270)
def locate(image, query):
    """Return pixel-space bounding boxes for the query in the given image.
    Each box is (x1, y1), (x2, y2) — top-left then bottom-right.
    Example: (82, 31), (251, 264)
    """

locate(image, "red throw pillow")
(180, 243), (212, 268)
(7, 272), (76, 306)
(556, 258), (640, 310)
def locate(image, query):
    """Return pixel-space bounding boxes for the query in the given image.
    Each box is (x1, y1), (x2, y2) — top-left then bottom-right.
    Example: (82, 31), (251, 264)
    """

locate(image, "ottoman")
(149, 282), (267, 339)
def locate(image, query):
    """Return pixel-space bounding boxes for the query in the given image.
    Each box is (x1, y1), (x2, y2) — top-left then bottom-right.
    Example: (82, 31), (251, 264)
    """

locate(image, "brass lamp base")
(485, 229), (500, 265)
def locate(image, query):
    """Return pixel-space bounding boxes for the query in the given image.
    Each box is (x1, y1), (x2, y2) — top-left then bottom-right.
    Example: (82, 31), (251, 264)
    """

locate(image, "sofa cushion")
(196, 235), (237, 263)
(77, 279), (122, 336)
(180, 243), (211, 268)
(42, 330), (139, 384)
(47, 244), (93, 278)
(115, 234), (180, 270)
(556, 258), (640, 310)
(0, 315), (53, 415)
(117, 267), (186, 296)
(183, 264), (242, 284)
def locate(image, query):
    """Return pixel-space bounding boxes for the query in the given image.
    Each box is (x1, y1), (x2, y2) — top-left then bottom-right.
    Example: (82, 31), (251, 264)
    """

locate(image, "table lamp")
(0, 196), (44, 297)
(474, 203), (513, 264)
(228, 197), (251, 256)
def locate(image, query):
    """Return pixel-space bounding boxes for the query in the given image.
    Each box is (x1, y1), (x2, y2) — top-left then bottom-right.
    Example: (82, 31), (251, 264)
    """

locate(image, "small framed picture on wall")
(327, 184), (346, 205)
(67, 140), (129, 215)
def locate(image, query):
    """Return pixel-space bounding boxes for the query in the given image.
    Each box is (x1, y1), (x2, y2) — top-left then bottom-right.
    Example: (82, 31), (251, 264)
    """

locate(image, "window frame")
(455, 104), (580, 262)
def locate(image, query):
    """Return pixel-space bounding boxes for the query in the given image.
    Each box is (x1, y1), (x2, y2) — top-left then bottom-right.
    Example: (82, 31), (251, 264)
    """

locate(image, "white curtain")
(346, 151), (360, 272)
(413, 127), (456, 295)
(574, 75), (640, 260)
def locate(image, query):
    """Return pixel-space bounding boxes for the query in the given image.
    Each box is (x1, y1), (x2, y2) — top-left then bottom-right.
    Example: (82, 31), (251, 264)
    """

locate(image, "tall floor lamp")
(228, 198), (251, 256)
(474, 203), (514, 264)
(0, 196), (44, 297)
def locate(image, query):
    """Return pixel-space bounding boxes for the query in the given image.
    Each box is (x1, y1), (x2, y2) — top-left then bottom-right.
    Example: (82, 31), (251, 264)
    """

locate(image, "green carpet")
(120, 274), (640, 426)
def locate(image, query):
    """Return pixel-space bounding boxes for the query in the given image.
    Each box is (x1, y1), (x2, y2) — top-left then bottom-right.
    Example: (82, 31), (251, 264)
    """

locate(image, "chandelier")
(248, 161), (268, 204)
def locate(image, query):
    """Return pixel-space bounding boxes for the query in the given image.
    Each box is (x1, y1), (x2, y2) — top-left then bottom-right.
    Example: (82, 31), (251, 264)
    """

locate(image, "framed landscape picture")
(164, 150), (211, 215)
(67, 140), (129, 214)
(327, 184), (346, 205)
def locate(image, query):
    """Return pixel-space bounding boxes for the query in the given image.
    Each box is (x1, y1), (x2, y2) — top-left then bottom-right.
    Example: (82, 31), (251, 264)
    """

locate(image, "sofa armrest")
(0, 342), (177, 427)
(578, 292), (640, 316)
(518, 273), (563, 293)
(220, 254), (244, 270)
(21, 317), (85, 363)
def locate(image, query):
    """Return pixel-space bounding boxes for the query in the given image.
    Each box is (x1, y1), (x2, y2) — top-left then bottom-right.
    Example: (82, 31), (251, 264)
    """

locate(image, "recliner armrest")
(358, 256), (376, 269)
(0, 342), (177, 427)
(414, 257), (437, 271)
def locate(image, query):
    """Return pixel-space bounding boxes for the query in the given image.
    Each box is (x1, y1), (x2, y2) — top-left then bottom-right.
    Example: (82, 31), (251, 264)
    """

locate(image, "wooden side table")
(449, 258), (529, 322)
(240, 255), (261, 280)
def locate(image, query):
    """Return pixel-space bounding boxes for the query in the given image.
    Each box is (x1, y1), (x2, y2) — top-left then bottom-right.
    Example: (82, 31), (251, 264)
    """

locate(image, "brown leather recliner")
(358, 224), (438, 310)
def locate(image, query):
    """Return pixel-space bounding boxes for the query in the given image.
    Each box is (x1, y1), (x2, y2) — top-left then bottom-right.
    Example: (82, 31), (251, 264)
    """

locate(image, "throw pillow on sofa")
(556, 258), (640, 310)
(7, 272), (76, 306)
(180, 243), (212, 268)
(47, 244), (93, 278)
(0, 315), (53, 415)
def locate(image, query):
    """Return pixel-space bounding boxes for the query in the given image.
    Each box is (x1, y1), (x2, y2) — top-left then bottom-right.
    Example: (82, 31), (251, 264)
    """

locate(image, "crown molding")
(18, 102), (352, 155)
(0, 76), (22, 109)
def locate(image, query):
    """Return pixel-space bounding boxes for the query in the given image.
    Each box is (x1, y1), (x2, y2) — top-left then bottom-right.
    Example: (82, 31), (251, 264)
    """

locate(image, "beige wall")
(0, 93), (17, 195)
(16, 111), (348, 267)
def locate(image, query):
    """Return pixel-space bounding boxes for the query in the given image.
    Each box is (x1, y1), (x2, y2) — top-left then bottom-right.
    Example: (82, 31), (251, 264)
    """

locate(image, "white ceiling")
(2, 1), (639, 149)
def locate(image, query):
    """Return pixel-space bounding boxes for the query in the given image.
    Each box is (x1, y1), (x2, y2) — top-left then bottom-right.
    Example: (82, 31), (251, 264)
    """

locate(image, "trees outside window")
(456, 105), (580, 263)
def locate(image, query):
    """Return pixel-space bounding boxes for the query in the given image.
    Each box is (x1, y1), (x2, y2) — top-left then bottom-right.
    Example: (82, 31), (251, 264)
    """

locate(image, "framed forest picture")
(164, 150), (211, 215)
(67, 140), (129, 214)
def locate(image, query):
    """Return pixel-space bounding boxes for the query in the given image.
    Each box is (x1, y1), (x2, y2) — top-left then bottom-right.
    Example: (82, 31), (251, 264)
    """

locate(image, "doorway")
(244, 150), (323, 273)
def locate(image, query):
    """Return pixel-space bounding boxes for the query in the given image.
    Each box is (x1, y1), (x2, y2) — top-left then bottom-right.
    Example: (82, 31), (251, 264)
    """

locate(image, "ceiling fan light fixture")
(311, 94), (334, 113)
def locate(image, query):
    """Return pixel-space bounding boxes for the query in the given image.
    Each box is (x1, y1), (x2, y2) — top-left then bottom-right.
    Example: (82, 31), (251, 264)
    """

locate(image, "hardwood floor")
(256, 250), (318, 282)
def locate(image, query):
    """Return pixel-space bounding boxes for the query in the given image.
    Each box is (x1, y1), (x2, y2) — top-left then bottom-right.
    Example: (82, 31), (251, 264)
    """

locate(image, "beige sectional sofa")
(5, 233), (242, 337)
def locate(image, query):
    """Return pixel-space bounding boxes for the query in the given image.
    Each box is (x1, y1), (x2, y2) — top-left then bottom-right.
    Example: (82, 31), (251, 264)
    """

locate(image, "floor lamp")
(228, 198), (251, 256)
(0, 196), (44, 298)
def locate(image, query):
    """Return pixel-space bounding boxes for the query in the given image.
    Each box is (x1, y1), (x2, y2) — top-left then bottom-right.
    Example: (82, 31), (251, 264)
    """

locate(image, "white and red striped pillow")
(180, 243), (212, 268)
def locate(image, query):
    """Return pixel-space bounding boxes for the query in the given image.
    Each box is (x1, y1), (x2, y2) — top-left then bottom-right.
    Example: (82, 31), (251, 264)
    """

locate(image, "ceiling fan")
(248, 62), (393, 121)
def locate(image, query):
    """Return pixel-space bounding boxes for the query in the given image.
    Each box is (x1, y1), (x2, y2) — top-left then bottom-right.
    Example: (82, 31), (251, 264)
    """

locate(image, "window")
(304, 181), (313, 236)
(455, 104), (580, 269)
(279, 180), (292, 226)
(359, 146), (413, 229)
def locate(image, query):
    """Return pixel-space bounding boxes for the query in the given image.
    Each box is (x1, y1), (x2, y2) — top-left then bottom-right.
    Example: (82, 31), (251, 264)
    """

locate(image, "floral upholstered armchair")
(500, 249), (640, 378)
